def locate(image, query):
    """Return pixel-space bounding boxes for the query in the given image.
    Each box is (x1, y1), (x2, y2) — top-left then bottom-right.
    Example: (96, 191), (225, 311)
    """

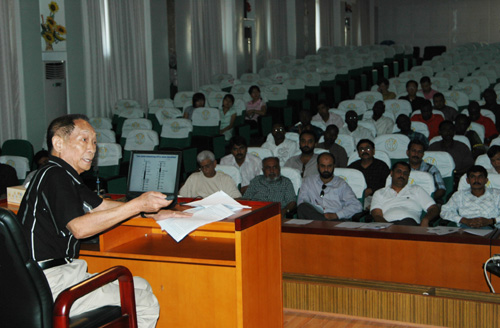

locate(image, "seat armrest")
(53, 266), (137, 328)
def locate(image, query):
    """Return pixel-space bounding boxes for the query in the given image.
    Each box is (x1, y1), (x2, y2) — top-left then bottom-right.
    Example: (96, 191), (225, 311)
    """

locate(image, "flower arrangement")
(41, 1), (66, 51)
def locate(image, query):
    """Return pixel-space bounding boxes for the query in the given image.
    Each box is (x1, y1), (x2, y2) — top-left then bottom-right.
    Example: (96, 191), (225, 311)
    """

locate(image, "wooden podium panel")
(80, 200), (283, 328)
(282, 221), (494, 292)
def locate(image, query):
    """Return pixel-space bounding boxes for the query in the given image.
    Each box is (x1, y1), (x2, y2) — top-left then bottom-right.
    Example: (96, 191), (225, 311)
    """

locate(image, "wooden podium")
(80, 200), (283, 328)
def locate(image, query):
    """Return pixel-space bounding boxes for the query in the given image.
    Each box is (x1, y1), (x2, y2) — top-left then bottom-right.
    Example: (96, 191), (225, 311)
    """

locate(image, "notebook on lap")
(126, 150), (182, 207)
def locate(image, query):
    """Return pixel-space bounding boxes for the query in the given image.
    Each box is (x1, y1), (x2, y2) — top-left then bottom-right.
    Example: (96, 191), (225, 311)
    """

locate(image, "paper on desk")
(285, 219), (313, 225)
(157, 204), (235, 242)
(336, 222), (365, 228)
(427, 226), (460, 235)
(359, 222), (393, 229)
(185, 190), (250, 210)
(464, 228), (494, 237)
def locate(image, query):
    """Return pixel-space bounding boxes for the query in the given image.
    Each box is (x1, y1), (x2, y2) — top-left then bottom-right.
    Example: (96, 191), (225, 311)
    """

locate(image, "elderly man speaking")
(18, 114), (191, 328)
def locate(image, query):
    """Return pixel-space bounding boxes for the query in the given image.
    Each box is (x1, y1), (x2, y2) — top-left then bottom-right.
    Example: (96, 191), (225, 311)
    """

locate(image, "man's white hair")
(197, 150), (215, 163)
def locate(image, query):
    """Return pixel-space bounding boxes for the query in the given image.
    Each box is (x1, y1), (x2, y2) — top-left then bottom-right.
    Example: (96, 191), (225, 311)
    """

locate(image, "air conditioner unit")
(44, 61), (67, 124)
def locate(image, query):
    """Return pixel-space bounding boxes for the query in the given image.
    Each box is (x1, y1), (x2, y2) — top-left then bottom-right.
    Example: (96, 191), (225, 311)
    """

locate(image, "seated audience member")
(377, 78), (396, 100)
(220, 136), (262, 194)
(480, 88), (500, 132)
(395, 114), (429, 149)
(24, 149), (51, 187)
(467, 101), (498, 144)
(219, 94), (237, 141)
(245, 85), (267, 129)
(399, 80), (426, 112)
(433, 92), (458, 122)
(183, 92), (206, 120)
(179, 150), (242, 198)
(441, 165), (500, 229)
(411, 100), (444, 140)
(290, 110), (324, 140)
(285, 131), (318, 178)
(339, 110), (374, 144)
(261, 123), (298, 165)
(365, 100), (394, 136)
(407, 140), (446, 204)
(454, 114), (486, 159)
(297, 153), (362, 221)
(34, 149), (50, 168)
(428, 120), (474, 179)
(317, 124), (348, 168)
(486, 145), (500, 175)
(243, 157), (297, 218)
(419, 76), (438, 100)
(312, 101), (343, 129)
(348, 139), (390, 202)
(0, 163), (18, 198)
(371, 161), (439, 226)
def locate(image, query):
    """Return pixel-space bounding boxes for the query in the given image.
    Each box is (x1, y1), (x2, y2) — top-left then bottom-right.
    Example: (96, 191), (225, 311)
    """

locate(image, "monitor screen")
(127, 150), (182, 197)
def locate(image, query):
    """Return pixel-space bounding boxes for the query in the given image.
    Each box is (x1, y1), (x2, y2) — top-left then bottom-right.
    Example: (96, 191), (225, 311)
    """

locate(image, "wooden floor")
(283, 309), (444, 328)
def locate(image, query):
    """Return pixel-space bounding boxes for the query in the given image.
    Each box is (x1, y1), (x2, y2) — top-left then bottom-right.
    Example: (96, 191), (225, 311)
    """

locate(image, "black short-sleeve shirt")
(348, 158), (390, 192)
(17, 156), (103, 261)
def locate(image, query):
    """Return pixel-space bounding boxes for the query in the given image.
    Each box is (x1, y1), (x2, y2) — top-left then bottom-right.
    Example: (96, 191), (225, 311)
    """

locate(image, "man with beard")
(261, 123), (298, 165)
(285, 131), (319, 178)
(243, 157), (297, 218)
(339, 110), (374, 144)
(317, 124), (348, 168)
(441, 165), (500, 229)
(220, 136), (261, 194)
(348, 139), (390, 200)
(371, 162), (439, 226)
(407, 140), (446, 204)
(297, 152), (362, 220)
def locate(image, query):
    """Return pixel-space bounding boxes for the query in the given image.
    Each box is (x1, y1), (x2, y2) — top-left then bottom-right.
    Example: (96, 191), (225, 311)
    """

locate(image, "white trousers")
(43, 259), (159, 328)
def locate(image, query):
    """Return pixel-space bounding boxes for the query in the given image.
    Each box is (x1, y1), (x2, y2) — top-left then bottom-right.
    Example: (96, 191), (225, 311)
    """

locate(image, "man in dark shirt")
(433, 92), (458, 122)
(399, 80), (426, 112)
(348, 139), (390, 202)
(289, 110), (324, 140)
(17, 114), (190, 327)
(481, 88), (500, 132)
(455, 114), (486, 159)
(317, 124), (348, 168)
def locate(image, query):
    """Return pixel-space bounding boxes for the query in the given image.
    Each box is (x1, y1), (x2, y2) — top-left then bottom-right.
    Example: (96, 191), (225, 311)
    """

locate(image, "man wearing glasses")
(297, 153), (362, 220)
(371, 161), (439, 226)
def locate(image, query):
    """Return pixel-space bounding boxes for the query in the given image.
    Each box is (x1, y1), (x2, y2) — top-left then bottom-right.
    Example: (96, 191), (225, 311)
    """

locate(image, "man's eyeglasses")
(273, 127), (284, 132)
(320, 184), (327, 197)
(359, 147), (372, 152)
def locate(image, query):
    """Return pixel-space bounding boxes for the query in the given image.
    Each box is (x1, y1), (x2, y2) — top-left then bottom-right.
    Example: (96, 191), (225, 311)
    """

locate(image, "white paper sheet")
(427, 226), (461, 235)
(157, 204), (235, 242)
(463, 228), (494, 237)
(185, 190), (251, 210)
(359, 222), (393, 229)
(336, 222), (365, 228)
(285, 219), (314, 225)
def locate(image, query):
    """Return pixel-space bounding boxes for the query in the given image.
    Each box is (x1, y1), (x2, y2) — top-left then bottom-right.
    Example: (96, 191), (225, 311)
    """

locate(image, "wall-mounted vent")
(45, 61), (65, 80)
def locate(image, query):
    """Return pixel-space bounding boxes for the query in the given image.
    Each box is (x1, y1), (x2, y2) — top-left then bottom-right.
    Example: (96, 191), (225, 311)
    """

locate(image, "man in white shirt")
(220, 136), (262, 194)
(441, 165), (500, 229)
(371, 161), (439, 226)
(312, 101), (343, 130)
(339, 110), (374, 144)
(179, 150), (242, 198)
(261, 123), (298, 166)
(365, 101), (394, 136)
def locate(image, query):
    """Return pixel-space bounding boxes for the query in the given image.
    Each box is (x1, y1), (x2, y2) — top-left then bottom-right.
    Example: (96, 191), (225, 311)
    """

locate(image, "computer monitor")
(126, 150), (182, 207)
